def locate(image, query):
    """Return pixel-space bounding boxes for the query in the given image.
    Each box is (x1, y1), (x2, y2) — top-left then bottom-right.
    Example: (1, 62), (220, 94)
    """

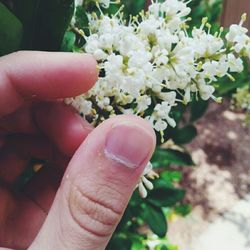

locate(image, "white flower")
(154, 120), (168, 131)
(226, 15), (250, 58)
(93, 49), (107, 60)
(228, 54), (244, 72)
(150, 102), (176, 131)
(199, 83), (215, 101)
(226, 24), (248, 43)
(138, 162), (159, 198)
(158, 91), (176, 105)
(137, 95), (152, 113)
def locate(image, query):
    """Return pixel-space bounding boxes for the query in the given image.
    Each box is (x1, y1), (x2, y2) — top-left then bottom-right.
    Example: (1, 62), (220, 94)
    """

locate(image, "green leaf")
(170, 103), (186, 125)
(122, 0), (145, 16)
(13, 0), (75, 51)
(151, 148), (194, 168)
(61, 31), (76, 51)
(160, 171), (183, 183)
(174, 204), (192, 217)
(190, 99), (209, 122)
(142, 204), (167, 237)
(107, 235), (132, 250)
(0, 2), (23, 56)
(34, 0), (75, 51)
(215, 60), (250, 96)
(172, 125), (197, 144)
(156, 245), (179, 250)
(131, 239), (146, 250)
(116, 206), (134, 230)
(12, 0), (40, 48)
(74, 6), (89, 35)
(147, 186), (185, 208)
(156, 246), (169, 250)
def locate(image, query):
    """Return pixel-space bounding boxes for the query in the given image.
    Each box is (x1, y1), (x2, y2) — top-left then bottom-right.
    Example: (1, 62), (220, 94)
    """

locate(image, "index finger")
(0, 51), (98, 116)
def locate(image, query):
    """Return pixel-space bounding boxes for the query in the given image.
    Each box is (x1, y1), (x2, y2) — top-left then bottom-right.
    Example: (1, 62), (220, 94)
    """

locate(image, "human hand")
(0, 51), (156, 250)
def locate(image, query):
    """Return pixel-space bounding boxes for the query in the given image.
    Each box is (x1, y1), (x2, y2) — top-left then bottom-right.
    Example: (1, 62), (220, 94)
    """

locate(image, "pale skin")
(0, 51), (156, 250)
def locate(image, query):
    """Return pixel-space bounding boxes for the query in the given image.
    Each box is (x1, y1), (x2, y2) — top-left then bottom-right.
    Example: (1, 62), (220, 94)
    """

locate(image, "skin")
(0, 51), (156, 250)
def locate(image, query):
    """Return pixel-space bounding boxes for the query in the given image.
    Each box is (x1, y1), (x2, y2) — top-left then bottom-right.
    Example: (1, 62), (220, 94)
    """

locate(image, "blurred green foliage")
(0, 0), (75, 51)
(188, 0), (223, 29)
(0, 2), (22, 56)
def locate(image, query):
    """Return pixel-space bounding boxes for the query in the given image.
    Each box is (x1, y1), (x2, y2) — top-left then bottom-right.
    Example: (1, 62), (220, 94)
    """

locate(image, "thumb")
(29, 115), (156, 250)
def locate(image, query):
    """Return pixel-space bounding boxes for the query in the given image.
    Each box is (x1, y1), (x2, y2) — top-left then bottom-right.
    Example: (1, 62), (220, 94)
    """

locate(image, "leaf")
(61, 31), (76, 51)
(116, 206), (133, 230)
(12, 0), (41, 48)
(142, 204), (168, 237)
(170, 103), (186, 125)
(174, 204), (192, 216)
(0, 2), (23, 56)
(106, 235), (132, 250)
(34, 0), (75, 51)
(131, 239), (146, 250)
(13, 0), (75, 51)
(151, 148), (195, 168)
(156, 245), (179, 250)
(160, 171), (183, 183)
(172, 125), (198, 144)
(216, 60), (250, 96)
(190, 99), (209, 122)
(122, 0), (146, 16)
(74, 6), (89, 35)
(147, 186), (185, 208)
(156, 246), (169, 250)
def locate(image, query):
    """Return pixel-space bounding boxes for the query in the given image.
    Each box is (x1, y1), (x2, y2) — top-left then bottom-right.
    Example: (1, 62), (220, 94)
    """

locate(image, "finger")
(0, 103), (38, 134)
(0, 135), (4, 150)
(0, 186), (46, 249)
(0, 51), (98, 117)
(2, 135), (56, 160)
(0, 149), (28, 185)
(30, 115), (156, 250)
(34, 102), (93, 156)
(0, 167), (63, 249)
(13, 135), (70, 169)
(0, 135), (69, 183)
(0, 102), (93, 155)
(23, 166), (63, 213)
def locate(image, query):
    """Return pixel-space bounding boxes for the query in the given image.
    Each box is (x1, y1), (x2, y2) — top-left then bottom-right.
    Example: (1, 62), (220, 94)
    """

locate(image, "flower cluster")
(67, 0), (250, 197)
(68, 1), (249, 132)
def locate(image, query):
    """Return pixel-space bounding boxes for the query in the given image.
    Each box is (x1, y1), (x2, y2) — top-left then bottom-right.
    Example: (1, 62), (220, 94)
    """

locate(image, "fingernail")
(105, 122), (154, 168)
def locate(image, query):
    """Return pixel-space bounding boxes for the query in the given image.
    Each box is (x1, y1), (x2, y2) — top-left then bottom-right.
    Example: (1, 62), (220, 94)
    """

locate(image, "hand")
(0, 51), (156, 250)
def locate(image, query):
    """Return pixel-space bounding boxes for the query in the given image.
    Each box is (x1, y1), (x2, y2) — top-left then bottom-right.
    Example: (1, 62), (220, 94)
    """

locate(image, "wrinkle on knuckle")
(68, 183), (123, 238)
(94, 182), (125, 212)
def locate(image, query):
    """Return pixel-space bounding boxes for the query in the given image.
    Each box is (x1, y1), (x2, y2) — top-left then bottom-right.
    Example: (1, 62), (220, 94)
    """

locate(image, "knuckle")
(68, 183), (122, 238)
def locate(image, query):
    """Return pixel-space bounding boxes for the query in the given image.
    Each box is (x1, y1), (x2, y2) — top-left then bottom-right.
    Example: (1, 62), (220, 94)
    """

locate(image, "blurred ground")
(168, 100), (250, 250)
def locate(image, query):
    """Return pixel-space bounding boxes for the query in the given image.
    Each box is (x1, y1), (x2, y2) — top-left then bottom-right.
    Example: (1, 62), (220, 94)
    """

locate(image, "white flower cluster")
(66, 0), (250, 197)
(67, 0), (250, 133)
